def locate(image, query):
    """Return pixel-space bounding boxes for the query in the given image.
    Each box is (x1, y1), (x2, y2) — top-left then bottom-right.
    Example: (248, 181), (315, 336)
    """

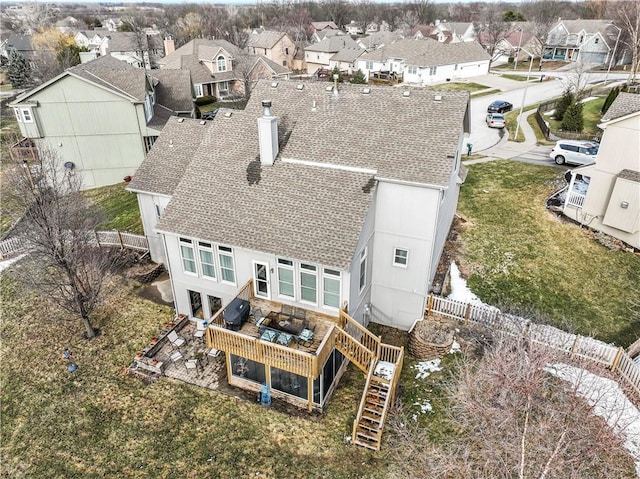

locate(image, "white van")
(549, 140), (598, 166)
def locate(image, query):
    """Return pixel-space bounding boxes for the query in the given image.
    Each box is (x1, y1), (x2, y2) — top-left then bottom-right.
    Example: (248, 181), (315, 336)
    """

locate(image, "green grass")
(499, 73), (533, 81)
(433, 82), (489, 92)
(84, 183), (143, 235)
(471, 88), (501, 98)
(199, 99), (248, 114)
(457, 161), (640, 347)
(0, 84), (13, 92)
(545, 97), (606, 135)
(527, 112), (555, 145)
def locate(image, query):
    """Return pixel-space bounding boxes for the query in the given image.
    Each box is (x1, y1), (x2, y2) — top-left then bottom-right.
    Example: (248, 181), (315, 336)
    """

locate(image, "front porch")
(9, 138), (39, 164)
(368, 70), (404, 85)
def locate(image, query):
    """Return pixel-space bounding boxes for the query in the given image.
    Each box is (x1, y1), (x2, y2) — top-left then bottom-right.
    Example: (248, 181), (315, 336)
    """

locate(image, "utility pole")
(514, 49), (535, 140)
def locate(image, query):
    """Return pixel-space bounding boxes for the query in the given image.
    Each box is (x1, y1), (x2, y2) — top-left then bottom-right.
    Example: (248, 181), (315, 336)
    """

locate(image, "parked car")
(549, 140), (599, 165)
(487, 100), (513, 113)
(201, 108), (219, 120)
(486, 113), (505, 129)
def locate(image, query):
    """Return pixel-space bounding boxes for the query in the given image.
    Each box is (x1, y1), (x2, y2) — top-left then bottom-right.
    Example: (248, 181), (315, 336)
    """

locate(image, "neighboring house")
(55, 16), (79, 33)
(344, 21), (364, 35)
(557, 93), (640, 249)
(357, 30), (404, 51)
(357, 37), (490, 84)
(543, 19), (621, 65)
(310, 21), (339, 35)
(311, 28), (347, 43)
(8, 55), (193, 189)
(493, 27), (543, 63)
(246, 30), (296, 68)
(305, 36), (361, 74)
(429, 21), (477, 43)
(73, 30), (165, 69)
(74, 30), (108, 55)
(104, 18), (123, 32)
(159, 38), (291, 99)
(2, 34), (36, 66)
(329, 47), (365, 74)
(127, 81), (470, 436)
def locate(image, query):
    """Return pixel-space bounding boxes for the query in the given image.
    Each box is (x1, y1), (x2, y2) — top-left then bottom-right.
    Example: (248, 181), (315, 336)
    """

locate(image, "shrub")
(601, 87), (620, 114)
(350, 69), (367, 84)
(194, 95), (216, 106)
(561, 101), (584, 131)
(554, 89), (574, 121)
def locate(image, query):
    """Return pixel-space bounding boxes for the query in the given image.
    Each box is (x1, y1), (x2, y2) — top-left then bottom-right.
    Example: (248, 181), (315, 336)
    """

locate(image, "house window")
(300, 263), (317, 304)
(143, 136), (157, 154)
(393, 248), (409, 267)
(429, 66), (437, 76)
(194, 84), (203, 97)
(188, 290), (203, 318)
(285, 47), (289, 55)
(218, 81), (230, 94)
(277, 258), (295, 298)
(454, 64), (458, 70)
(13, 108), (22, 122)
(154, 203), (162, 218)
(594, 38), (599, 44)
(218, 245), (235, 284)
(359, 247), (367, 292)
(179, 238), (196, 274)
(208, 295), (222, 319)
(283, 60), (287, 66)
(198, 242), (216, 279)
(264, 48), (267, 55)
(21, 108), (33, 123)
(366, 61), (373, 70)
(408, 66), (417, 75)
(217, 55), (226, 71)
(317, 54), (320, 60)
(322, 268), (341, 309)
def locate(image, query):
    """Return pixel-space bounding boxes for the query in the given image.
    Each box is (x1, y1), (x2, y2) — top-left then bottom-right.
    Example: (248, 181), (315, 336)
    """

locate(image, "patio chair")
(281, 304), (294, 318)
(185, 359), (202, 377)
(168, 330), (186, 349)
(193, 320), (207, 339)
(170, 350), (184, 364)
(252, 308), (264, 325)
(293, 307), (306, 321)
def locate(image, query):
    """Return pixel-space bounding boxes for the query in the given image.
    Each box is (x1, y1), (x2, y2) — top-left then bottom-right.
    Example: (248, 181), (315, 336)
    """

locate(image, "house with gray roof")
(556, 92), (640, 249)
(329, 47), (365, 74)
(357, 37), (490, 85)
(543, 19), (621, 65)
(159, 39), (290, 100)
(9, 55), (193, 189)
(426, 21), (477, 43)
(127, 80), (469, 426)
(305, 36), (361, 74)
(247, 30), (296, 69)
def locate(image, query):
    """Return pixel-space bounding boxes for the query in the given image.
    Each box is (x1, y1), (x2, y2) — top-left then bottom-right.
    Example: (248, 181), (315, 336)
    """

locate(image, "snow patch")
(0, 254), (26, 272)
(414, 359), (442, 379)
(448, 262), (483, 305)
(545, 363), (640, 476)
(414, 399), (433, 413)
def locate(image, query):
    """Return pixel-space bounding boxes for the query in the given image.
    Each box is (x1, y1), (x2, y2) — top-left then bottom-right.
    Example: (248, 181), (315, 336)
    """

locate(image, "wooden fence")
(427, 294), (640, 396)
(0, 230), (149, 260)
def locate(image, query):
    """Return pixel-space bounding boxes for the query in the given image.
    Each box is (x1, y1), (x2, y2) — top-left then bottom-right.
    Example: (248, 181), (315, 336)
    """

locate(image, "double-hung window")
(194, 84), (203, 97)
(393, 247), (409, 267)
(217, 55), (226, 72)
(408, 66), (417, 75)
(14, 108), (22, 122)
(198, 242), (216, 279)
(21, 108), (33, 123)
(277, 258), (295, 298)
(180, 238), (196, 274)
(322, 269), (341, 308)
(300, 263), (317, 304)
(429, 66), (437, 76)
(218, 246), (235, 283)
(366, 61), (373, 70)
(359, 247), (367, 292)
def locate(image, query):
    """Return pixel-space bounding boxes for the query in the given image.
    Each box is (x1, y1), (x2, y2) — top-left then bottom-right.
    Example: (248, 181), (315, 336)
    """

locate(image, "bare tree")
(478, 5), (512, 69)
(5, 148), (125, 339)
(613, 0), (640, 84)
(384, 337), (637, 478)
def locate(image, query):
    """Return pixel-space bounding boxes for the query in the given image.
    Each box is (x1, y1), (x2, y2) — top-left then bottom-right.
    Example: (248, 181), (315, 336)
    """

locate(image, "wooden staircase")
(336, 311), (404, 451)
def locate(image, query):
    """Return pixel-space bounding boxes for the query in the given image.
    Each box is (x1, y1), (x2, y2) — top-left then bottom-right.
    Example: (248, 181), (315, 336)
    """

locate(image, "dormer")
(216, 54), (227, 72)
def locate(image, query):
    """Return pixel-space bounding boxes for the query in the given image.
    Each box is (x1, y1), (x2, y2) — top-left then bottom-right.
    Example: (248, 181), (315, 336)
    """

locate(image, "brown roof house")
(357, 37), (490, 85)
(551, 93), (640, 249)
(247, 30), (297, 69)
(9, 55), (193, 189)
(160, 38), (291, 99)
(126, 80), (470, 448)
(304, 35), (361, 75)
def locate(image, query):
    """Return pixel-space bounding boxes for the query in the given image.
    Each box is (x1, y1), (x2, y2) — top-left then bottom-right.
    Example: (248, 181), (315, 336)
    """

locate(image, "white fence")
(0, 230), (148, 260)
(427, 294), (640, 396)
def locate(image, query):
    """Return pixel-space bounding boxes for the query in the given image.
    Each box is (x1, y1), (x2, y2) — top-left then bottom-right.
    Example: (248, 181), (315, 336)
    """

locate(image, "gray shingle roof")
(602, 93), (640, 122)
(151, 69), (193, 112)
(136, 80), (468, 269)
(360, 37), (489, 66)
(557, 19), (619, 48)
(247, 31), (286, 49)
(129, 118), (209, 196)
(68, 55), (147, 100)
(306, 36), (360, 53)
(618, 169), (640, 183)
(330, 47), (365, 63)
(160, 39), (241, 68)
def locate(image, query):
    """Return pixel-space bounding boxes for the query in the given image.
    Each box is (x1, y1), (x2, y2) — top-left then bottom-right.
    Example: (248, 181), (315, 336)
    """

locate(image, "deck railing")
(340, 310), (381, 355)
(427, 294), (640, 395)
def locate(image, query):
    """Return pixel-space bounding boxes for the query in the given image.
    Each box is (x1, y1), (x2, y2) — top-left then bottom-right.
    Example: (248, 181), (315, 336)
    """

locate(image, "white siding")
(136, 192), (171, 264)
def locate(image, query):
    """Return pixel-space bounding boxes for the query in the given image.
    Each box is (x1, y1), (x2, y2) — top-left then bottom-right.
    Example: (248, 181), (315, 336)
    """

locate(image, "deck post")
(464, 303), (471, 325)
(570, 336), (581, 357)
(94, 231), (101, 247)
(117, 230), (124, 249)
(307, 376), (313, 411)
(426, 294), (433, 317)
(611, 347), (624, 372)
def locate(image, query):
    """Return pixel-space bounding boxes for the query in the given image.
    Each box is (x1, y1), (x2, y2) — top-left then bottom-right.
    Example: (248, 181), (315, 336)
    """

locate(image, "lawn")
(433, 82), (489, 92)
(84, 183), (143, 235)
(456, 161), (640, 347)
(499, 73), (533, 82)
(545, 96), (606, 136)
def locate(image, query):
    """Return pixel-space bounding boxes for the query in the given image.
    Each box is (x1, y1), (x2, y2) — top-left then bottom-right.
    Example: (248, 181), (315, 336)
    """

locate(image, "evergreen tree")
(554, 89), (574, 121)
(561, 102), (584, 132)
(350, 69), (367, 84)
(7, 49), (30, 88)
(330, 66), (344, 83)
(601, 87), (620, 114)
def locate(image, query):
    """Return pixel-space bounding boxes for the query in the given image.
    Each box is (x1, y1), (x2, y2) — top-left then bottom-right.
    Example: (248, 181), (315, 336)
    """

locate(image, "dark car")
(487, 100), (513, 113)
(201, 108), (219, 120)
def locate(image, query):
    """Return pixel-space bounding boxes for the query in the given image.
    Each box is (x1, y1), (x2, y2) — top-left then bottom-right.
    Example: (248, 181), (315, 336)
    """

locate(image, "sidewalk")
(464, 109), (539, 164)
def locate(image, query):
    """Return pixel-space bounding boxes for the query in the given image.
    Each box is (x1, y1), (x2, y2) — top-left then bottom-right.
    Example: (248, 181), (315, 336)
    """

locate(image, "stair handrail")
(340, 310), (381, 356)
(352, 360), (378, 444)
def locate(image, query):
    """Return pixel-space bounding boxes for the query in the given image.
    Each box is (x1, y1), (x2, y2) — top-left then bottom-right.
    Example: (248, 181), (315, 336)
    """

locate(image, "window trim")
(299, 263), (318, 305)
(20, 108), (33, 123)
(277, 258), (295, 300)
(217, 245), (236, 285)
(322, 268), (341, 309)
(393, 247), (409, 268)
(194, 83), (203, 98)
(359, 247), (367, 293)
(198, 241), (216, 280)
(14, 108), (22, 122)
(217, 55), (227, 72)
(179, 237), (197, 275)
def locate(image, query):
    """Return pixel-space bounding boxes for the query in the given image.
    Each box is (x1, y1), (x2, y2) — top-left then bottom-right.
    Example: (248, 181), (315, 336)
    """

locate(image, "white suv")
(549, 140), (598, 166)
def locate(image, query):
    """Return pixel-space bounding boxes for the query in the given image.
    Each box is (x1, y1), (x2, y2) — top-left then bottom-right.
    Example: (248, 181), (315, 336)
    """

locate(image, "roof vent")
(271, 81), (278, 88)
(403, 90), (410, 97)
(224, 111), (233, 118)
(169, 140), (173, 147)
(362, 87), (371, 94)
(177, 118), (184, 123)
(311, 100), (317, 112)
(325, 85), (333, 92)
(199, 120), (206, 125)
(434, 94), (442, 101)
(296, 84), (304, 90)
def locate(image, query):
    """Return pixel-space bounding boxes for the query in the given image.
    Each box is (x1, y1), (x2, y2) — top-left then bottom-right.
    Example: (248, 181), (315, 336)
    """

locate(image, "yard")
(544, 96), (607, 136)
(456, 160), (640, 347)
(432, 82), (489, 93)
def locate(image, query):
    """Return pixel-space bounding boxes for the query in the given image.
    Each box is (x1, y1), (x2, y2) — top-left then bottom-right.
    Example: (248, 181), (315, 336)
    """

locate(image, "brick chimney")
(163, 36), (175, 56)
(258, 100), (278, 166)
